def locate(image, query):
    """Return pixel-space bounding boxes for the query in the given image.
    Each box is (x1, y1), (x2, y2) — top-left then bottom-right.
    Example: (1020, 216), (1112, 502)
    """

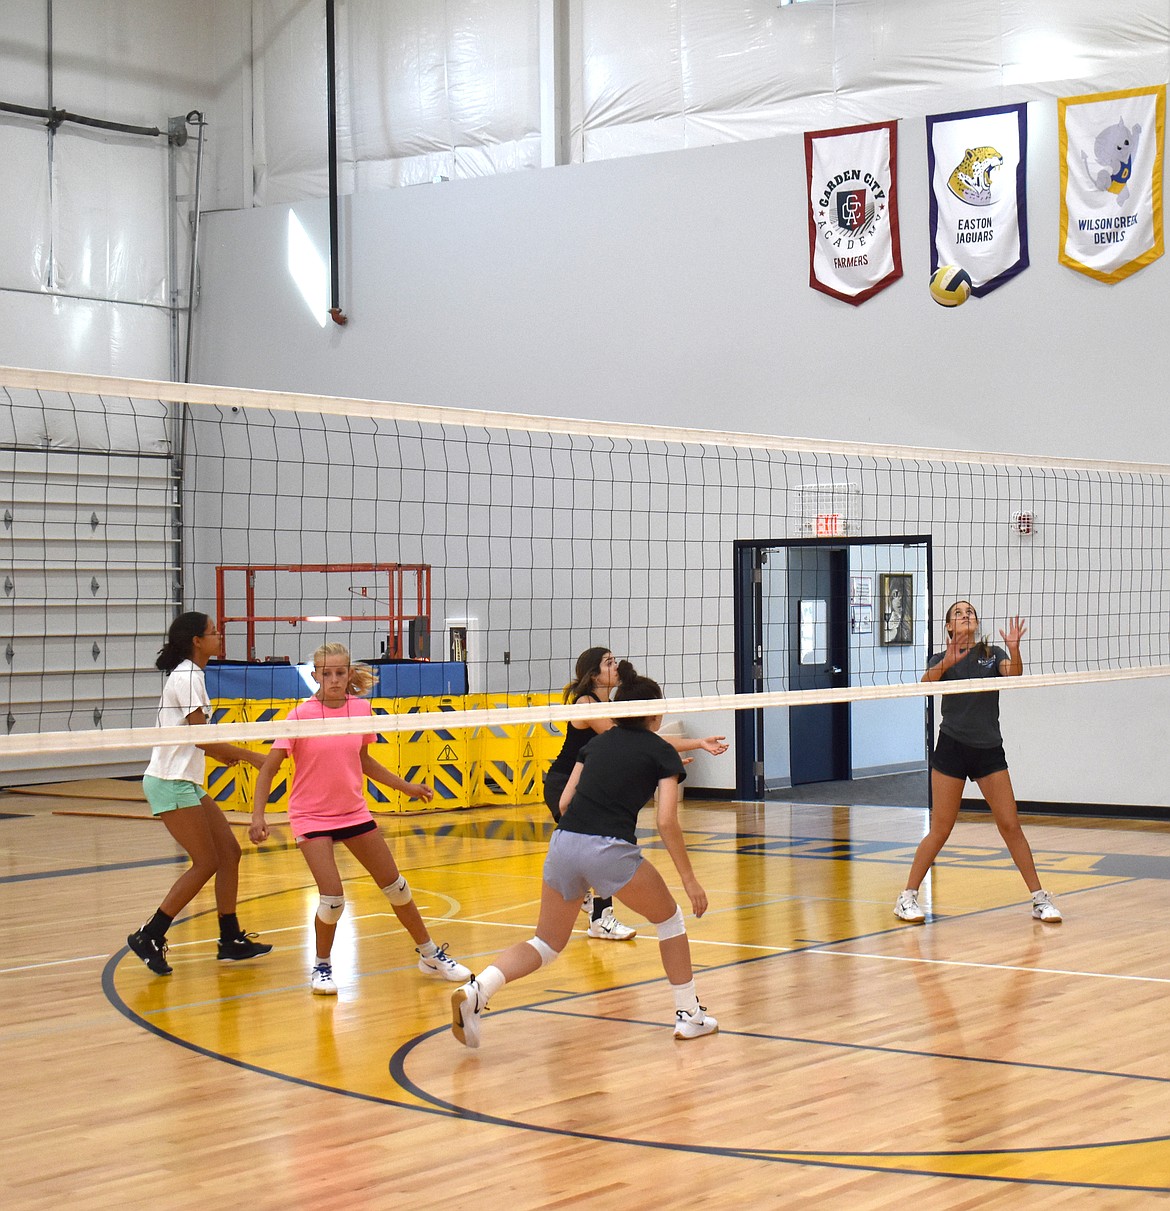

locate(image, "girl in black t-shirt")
(543, 646), (728, 941)
(894, 600), (1062, 924)
(452, 662), (718, 1047)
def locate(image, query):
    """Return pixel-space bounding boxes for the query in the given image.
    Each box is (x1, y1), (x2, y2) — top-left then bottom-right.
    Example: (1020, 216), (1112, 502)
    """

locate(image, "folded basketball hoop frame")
(214, 562), (431, 661)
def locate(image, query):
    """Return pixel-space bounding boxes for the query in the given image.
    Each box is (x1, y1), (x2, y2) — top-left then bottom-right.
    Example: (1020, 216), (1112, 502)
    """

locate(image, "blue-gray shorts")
(543, 829), (643, 901)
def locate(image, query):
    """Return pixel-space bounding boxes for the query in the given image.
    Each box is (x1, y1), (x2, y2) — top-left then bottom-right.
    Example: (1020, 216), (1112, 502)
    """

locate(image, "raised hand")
(944, 629), (970, 665)
(999, 615), (1027, 651)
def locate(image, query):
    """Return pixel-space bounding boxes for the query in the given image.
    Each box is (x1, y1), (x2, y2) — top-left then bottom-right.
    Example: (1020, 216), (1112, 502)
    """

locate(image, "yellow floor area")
(4, 787), (1170, 1207)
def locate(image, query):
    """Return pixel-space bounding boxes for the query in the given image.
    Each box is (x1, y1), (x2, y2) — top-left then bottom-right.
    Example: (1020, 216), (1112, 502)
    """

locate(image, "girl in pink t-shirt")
(250, 642), (471, 995)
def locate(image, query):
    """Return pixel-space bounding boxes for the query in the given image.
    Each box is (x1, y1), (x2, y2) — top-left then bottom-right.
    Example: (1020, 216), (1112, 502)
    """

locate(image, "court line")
(0, 954), (112, 974)
(529, 1002), (1170, 1085)
(809, 948), (1170, 984)
(389, 1024), (1170, 1193)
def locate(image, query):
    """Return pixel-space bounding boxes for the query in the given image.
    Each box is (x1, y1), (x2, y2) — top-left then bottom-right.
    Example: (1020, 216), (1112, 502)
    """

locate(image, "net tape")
(0, 667), (1165, 758)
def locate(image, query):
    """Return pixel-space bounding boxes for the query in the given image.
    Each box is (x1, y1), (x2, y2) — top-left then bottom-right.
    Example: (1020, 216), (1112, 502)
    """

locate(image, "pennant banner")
(1059, 85), (1164, 283)
(927, 103), (1028, 296)
(805, 121), (902, 305)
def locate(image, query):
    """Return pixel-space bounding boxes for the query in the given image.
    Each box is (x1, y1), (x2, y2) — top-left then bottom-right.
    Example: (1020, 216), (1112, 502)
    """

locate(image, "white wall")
(192, 100), (1170, 465)
(189, 93), (1170, 807)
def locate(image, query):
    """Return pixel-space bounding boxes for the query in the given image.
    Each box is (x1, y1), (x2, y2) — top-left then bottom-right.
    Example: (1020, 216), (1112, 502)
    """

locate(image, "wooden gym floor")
(2, 780), (1169, 1209)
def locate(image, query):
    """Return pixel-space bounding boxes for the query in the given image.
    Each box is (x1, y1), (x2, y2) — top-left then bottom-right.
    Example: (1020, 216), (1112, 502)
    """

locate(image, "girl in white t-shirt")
(249, 642), (471, 995)
(127, 612), (273, 976)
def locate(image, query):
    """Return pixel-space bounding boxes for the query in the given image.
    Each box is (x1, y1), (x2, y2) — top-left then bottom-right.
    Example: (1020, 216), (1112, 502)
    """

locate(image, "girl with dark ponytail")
(125, 611), (273, 976)
(452, 660), (717, 1049)
(894, 600), (1062, 925)
(542, 646), (729, 941)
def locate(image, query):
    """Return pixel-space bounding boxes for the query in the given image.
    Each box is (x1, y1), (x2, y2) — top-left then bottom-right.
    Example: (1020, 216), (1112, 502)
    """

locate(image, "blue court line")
(101, 945), (1170, 1195)
(388, 1021), (1170, 1193)
(527, 1003), (1170, 1085)
(657, 831), (1170, 879)
(10, 818), (1163, 885)
(101, 879), (1168, 1193)
(0, 855), (188, 883)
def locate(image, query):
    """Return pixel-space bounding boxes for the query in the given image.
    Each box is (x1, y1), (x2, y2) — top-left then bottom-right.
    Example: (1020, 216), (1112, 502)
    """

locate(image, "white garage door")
(1, 447), (177, 785)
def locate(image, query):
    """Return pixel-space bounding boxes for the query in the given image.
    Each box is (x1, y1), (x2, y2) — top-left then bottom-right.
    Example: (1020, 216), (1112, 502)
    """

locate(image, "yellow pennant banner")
(1059, 84), (1164, 283)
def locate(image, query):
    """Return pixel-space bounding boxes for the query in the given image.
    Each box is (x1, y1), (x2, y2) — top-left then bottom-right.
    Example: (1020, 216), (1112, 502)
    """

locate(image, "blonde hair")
(312, 642), (377, 696)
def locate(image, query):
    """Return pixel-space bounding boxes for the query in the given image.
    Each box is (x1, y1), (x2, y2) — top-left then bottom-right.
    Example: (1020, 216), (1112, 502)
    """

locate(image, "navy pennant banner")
(926, 103), (1029, 296)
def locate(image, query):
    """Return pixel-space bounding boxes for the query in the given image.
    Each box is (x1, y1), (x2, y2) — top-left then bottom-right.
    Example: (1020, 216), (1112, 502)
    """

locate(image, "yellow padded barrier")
(208, 692), (564, 814)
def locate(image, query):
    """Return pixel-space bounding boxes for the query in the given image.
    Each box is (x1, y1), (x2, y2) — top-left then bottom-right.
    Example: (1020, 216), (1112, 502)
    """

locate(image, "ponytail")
(156, 611), (210, 672)
(312, 642), (377, 696)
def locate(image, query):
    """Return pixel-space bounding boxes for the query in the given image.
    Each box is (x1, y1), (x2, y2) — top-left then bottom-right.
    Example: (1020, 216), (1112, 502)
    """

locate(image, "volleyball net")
(2, 364), (1169, 779)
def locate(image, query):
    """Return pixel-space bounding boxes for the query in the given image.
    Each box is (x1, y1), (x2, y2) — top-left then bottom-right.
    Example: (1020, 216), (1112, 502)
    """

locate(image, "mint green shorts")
(142, 776), (205, 816)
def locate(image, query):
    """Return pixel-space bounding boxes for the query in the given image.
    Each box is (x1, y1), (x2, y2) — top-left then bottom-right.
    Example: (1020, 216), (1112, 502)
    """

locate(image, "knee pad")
(381, 875), (412, 906)
(524, 936), (560, 968)
(317, 895), (345, 925)
(655, 905), (687, 942)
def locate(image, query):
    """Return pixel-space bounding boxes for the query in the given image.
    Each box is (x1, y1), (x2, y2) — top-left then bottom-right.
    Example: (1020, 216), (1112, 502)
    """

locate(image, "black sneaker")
(216, 932), (273, 962)
(127, 930), (172, 975)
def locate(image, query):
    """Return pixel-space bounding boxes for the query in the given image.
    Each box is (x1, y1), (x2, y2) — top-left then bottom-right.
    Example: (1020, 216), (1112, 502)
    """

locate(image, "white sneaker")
(674, 1004), (718, 1040)
(587, 906), (637, 941)
(451, 979), (488, 1048)
(311, 961), (337, 995)
(1031, 890), (1063, 922)
(417, 942), (473, 982)
(894, 889), (926, 923)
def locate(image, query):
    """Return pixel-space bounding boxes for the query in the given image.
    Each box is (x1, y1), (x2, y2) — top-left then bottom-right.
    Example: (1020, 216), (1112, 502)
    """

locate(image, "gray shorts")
(543, 829), (643, 901)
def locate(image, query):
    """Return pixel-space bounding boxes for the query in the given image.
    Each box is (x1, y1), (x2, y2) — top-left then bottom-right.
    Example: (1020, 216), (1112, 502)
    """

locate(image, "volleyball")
(929, 264), (972, 307)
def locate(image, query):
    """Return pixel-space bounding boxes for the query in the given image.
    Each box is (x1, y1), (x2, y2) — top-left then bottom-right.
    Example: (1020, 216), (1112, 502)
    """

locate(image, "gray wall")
(191, 98), (1170, 807)
(194, 102), (1168, 463)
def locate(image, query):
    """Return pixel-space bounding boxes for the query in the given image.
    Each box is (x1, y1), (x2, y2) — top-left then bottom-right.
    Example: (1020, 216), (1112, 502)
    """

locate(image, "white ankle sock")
(417, 940), (438, 958)
(476, 965), (507, 1000)
(671, 979), (697, 1013)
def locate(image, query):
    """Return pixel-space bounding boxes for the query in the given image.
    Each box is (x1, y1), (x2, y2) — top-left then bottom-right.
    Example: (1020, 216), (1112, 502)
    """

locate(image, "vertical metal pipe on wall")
(182, 110), (207, 385)
(175, 110), (206, 614)
(325, 0), (347, 325)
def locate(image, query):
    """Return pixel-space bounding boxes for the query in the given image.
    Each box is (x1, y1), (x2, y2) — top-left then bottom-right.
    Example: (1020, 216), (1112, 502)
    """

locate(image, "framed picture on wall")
(880, 573), (913, 646)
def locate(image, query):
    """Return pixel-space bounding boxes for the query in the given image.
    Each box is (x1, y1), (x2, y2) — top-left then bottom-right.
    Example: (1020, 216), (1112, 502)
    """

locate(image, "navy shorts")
(932, 731), (1008, 782)
(543, 828), (643, 901)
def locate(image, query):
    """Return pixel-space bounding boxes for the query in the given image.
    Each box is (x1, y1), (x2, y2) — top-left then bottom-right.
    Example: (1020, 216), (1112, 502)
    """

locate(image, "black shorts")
(932, 732), (1008, 782)
(299, 819), (378, 842)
